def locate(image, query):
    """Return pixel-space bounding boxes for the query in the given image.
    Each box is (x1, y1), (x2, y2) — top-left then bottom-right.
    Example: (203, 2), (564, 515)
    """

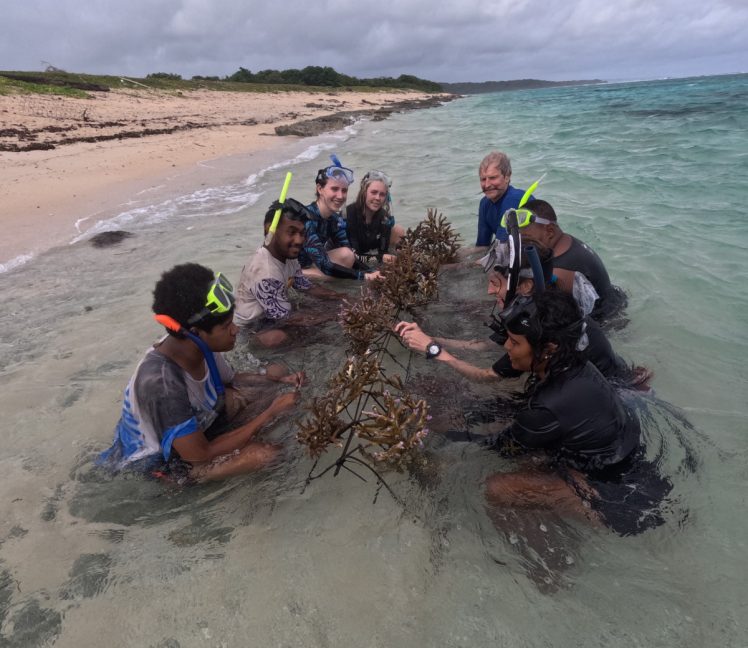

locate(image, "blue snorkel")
(525, 245), (546, 293)
(154, 314), (226, 411)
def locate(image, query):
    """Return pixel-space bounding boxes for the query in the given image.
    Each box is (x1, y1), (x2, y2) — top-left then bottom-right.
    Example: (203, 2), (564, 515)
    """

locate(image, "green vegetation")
(0, 74), (89, 98)
(0, 67), (442, 98)
(146, 72), (183, 81)
(226, 66), (442, 92)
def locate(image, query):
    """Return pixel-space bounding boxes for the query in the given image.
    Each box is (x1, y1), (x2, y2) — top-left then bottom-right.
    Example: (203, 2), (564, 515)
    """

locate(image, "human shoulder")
(131, 347), (189, 404)
(247, 247), (290, 281)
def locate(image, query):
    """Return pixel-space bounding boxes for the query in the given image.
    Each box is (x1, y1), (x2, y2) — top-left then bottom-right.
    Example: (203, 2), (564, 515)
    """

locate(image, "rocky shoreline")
(0, 92), (458, 153)
(274, 94), (458, 137)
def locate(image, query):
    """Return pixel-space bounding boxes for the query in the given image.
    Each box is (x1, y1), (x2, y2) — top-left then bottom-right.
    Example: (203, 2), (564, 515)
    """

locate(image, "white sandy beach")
(0, 87), (442, 268)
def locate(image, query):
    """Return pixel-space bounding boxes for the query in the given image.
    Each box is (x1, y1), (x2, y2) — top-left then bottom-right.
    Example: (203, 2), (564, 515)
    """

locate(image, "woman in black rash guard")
(486, 289), (671, 535)
(344, 170), (405, 266)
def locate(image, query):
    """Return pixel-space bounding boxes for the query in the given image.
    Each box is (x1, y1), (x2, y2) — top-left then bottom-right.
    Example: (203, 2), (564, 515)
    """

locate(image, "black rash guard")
(504, 361), (640, 471)
(492, 317), (630, 381)
(344, 203), (394, 262)
(553, 236), (612, 296)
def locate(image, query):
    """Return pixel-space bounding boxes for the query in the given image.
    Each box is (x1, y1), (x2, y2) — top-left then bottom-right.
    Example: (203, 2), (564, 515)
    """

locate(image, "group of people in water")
(100, 150), (671, 535)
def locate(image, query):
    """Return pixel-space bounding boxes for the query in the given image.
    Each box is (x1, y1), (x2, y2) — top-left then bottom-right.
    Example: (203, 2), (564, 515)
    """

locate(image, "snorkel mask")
(316, 154), (354, 186)
(499, 294), (589, 352)
(500, 295), (542, 344)
(268, 197), (312, 224)
(153, 272), (237, 415)
(483, 216), (522, 345)
(363, 169), (392, 188)
(186, 273), (235, 325)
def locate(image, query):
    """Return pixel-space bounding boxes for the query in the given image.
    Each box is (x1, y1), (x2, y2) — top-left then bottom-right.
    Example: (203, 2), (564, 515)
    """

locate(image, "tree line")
(148, 66), (442, 91)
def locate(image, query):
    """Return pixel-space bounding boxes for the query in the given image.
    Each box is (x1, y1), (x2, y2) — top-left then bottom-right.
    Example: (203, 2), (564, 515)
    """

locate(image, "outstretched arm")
(394, 321), (499, 383)
(433, 336), (494, 352)
(433, 350), (499, 382)
(394, 321), (493, 352)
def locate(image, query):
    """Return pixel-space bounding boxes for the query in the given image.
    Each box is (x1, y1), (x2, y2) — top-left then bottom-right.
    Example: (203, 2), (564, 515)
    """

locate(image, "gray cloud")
(2, 0), (746, 81)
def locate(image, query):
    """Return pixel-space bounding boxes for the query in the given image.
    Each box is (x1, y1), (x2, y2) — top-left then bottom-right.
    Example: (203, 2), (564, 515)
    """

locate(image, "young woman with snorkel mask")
(298, 156), (381, 282)
(345, 169), (405, 267)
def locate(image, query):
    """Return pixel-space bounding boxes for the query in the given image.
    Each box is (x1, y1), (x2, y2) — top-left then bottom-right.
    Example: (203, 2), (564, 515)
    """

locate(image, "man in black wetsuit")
(519, 199), (627, 322)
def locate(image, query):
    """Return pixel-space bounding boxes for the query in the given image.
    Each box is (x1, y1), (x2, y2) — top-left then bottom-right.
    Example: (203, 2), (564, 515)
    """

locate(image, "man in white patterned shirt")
(235, 198), (340, 347)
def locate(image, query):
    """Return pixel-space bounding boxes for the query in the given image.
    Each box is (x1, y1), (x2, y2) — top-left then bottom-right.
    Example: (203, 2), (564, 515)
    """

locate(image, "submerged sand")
(0, 87), (449, 267)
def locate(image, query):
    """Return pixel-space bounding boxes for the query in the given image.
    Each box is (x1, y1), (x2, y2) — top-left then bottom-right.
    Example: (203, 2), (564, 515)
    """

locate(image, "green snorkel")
(518, 172), (546, 209)
(265, 171), (293, 245)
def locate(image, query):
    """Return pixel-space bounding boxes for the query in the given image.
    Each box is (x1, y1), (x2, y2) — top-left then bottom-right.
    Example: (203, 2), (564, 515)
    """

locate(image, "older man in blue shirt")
(475, 151), (531, 247)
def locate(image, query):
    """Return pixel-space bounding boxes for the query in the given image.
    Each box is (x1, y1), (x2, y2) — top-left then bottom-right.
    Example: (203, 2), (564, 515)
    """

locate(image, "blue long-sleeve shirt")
(475, 185), (531, 246)
(299, 202), (365, 280)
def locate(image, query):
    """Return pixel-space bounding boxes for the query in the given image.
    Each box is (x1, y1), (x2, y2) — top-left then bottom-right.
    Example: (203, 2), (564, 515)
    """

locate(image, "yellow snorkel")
(518, 172), (546, 208)
(265, 171), (293, 245)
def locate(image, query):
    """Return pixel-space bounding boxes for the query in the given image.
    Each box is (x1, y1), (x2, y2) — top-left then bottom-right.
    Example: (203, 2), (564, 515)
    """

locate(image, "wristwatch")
(425, 341), (442, 359)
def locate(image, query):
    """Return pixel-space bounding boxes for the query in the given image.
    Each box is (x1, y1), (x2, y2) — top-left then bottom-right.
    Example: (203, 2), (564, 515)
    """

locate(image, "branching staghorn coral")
(297, 208), (460, 497)
(339, 292), (397, 355)
(296, 354), (430, 473)
(400, 207), (462, 265)
(374, 208), (460, 309)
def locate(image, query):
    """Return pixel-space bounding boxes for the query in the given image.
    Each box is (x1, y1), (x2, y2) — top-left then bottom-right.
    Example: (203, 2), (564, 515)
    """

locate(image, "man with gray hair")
(476, 151), (532, 247)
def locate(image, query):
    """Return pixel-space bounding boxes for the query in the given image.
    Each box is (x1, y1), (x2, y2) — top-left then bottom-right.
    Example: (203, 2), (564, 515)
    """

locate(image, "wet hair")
(353, 174), (391, 219)
(524, 198), (558, 223)
(479, 151), (512, 176)
(152, 263), (233, 336)
(314, 168), (328, 198)
(505, 288), (585, 381)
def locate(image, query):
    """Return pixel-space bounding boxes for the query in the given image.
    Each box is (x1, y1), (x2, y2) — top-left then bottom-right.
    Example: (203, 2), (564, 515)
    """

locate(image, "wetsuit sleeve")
(292, 267), (312, 291)
(507, 405), (565, 450)
(476, 200), (492, 246)
(303, 229), (365, 279)
(333, 216), (352, 248)
(254, 277), (292, 320)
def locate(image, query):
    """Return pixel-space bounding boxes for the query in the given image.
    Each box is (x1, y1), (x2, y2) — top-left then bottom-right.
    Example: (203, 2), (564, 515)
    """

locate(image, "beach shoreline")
(0, 88), (454, 270)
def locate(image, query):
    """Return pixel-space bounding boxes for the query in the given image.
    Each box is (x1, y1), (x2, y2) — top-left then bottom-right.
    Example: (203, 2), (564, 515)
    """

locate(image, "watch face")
(427, 343), (441, 357)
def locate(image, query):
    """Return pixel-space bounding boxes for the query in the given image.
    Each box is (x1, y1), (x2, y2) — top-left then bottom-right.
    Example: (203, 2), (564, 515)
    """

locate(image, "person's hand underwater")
(394, 321), (433, 353)
(277, 371), (306, 388)
(270, 391), (300, 414)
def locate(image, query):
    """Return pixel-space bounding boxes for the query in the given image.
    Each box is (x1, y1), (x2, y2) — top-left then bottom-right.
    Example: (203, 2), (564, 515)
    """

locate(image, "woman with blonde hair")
(345, 170), (405, 265)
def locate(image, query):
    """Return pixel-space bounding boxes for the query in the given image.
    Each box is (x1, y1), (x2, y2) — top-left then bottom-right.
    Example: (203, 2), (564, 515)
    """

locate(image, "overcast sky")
(2, 0), (746, 83)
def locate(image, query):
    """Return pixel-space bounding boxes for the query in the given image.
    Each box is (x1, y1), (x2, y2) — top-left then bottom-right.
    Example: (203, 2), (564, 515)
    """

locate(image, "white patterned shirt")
(234, 246), (311, 325)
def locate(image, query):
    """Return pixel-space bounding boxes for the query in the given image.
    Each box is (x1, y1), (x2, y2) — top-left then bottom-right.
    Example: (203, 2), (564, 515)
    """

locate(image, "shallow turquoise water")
(0, 75), (746, 646)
